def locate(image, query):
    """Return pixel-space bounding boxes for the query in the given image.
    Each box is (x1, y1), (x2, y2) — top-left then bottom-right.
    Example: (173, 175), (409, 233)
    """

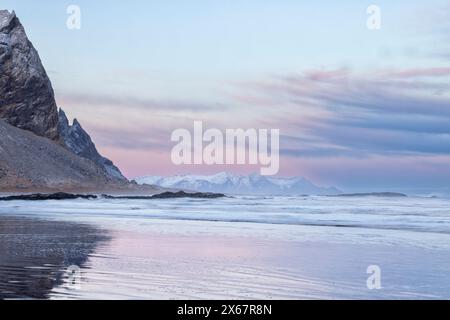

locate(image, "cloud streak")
(57, 93), (229, 113)
(237, 67), (450, 159)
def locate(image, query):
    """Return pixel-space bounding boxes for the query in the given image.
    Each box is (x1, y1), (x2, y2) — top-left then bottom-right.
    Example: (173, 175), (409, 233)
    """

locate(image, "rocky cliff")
(0, 10), (134, 190)
(0, 10), (59, 141)
(58, 109), (126, 181)
(0, 12), (214, 196)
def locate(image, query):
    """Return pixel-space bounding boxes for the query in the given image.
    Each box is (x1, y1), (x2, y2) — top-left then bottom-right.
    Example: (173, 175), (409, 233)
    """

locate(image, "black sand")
(0, 216), (109, 299)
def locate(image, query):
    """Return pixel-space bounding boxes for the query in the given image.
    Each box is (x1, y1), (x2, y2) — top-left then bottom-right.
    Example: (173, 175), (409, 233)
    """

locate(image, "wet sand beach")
(0, 216), (109, 299)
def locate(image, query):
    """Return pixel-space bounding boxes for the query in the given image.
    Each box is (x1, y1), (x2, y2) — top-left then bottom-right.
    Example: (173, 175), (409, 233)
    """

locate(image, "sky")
(2, 0), (450, 192)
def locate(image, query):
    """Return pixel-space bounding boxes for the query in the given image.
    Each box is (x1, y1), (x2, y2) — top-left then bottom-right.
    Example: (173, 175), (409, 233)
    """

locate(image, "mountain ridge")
(135, 172), (341, 195)
(0, 9), (132, 191)
(58, 109), (126, 181)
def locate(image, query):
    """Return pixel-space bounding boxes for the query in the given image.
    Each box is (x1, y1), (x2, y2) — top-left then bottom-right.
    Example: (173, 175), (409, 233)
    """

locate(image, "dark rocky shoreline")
(105, 191), (227, 200)
(0, 191), (227, 201)
(0, 192), (97, 201)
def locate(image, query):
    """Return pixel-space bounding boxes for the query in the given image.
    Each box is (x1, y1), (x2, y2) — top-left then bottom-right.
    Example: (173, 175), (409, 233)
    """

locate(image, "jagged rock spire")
(58, 108), (127, 181)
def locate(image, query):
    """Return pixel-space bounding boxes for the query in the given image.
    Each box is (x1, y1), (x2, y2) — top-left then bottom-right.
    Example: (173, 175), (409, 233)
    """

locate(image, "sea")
(1, 195), (450, 299)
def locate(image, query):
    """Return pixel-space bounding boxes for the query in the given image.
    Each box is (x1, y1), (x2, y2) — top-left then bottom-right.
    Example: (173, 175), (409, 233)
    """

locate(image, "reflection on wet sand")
(0, 216), (109, 299)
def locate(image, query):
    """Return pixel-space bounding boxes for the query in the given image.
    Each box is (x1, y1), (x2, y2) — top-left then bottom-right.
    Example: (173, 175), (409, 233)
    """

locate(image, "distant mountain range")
(135, 172), (341, 195)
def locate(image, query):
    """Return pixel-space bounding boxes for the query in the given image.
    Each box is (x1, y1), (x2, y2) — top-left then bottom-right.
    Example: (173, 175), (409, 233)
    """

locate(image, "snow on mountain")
(135, 172), (341, 195)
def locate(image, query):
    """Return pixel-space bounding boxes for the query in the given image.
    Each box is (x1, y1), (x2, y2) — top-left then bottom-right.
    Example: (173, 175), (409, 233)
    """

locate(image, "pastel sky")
(3, 0), (450, 192)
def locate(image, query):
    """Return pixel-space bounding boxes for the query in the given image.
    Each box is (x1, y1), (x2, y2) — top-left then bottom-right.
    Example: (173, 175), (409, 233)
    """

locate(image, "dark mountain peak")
(0, 11), (132, 192)
(72, 118), (81, 127)
(0, 9), (60, 140)
(58, 108), (70, 129)
(0, 10), (17, 31)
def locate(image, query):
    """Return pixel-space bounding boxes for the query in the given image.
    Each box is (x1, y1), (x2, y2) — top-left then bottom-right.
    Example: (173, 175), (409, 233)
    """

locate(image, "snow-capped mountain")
(135, 172), (341, 195)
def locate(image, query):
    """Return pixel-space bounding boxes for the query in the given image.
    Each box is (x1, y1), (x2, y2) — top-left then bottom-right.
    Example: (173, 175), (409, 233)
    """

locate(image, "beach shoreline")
(1, 195), (450, 300)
